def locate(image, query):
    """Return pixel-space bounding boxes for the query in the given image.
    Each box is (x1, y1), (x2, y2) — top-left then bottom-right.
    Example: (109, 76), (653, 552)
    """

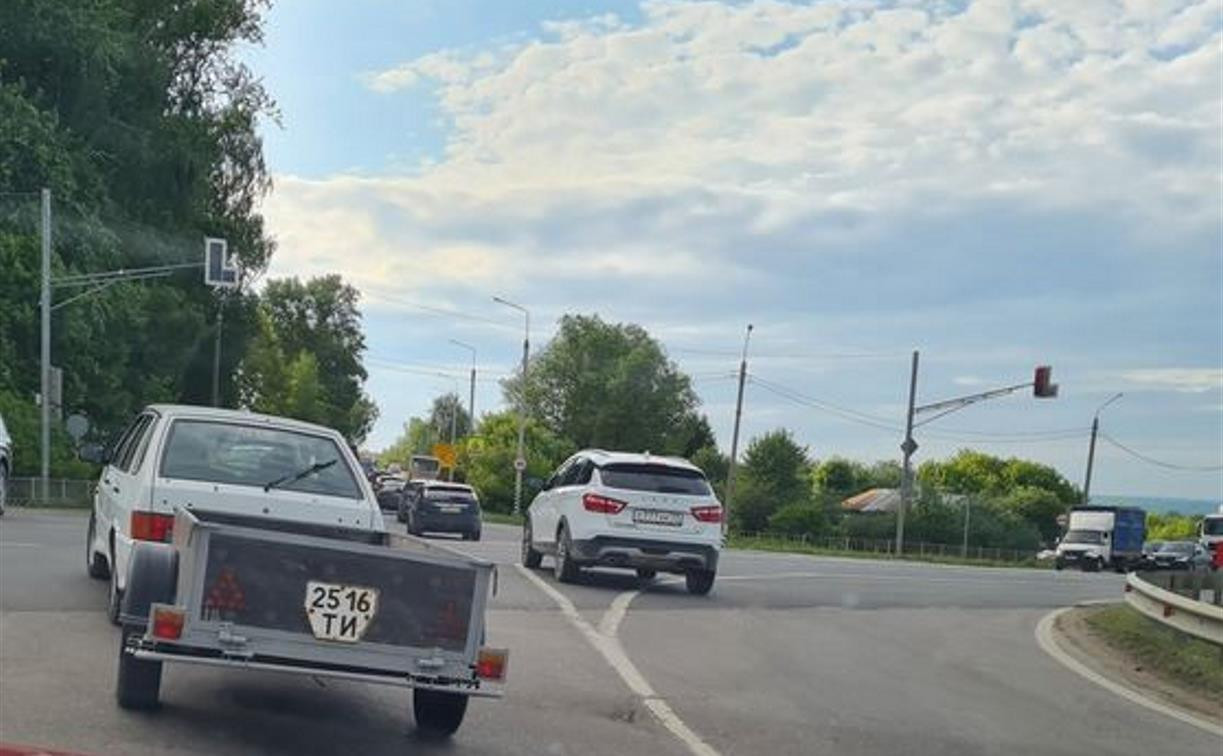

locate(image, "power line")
(361, 289), (515, 330)
(748, 375), (900, 433)
(1098, 432), (1223, 472)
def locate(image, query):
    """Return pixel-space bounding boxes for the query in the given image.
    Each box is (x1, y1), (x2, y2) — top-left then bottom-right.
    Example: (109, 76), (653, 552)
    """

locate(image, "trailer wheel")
(116, 626), (162, 710)
(414, 689), (468, 738)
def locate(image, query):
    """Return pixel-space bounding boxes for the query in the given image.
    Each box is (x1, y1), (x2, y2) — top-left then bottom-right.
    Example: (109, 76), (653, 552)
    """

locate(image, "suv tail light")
(131, 511), (174, 542)
(583, 493), (627, 514)
(690, 505), (723, 524)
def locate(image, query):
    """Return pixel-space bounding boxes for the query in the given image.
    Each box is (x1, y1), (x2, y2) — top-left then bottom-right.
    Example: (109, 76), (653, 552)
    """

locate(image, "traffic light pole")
(895, 362), (1057, 555)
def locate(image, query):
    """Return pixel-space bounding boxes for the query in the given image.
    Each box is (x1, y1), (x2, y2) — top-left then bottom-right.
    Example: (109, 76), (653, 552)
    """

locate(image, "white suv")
(521, 450), (723, 594)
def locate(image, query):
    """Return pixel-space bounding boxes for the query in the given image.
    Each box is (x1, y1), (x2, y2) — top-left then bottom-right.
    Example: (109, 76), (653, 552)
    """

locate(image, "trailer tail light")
(131, 511), (174, 542)
(583, 493), (627, 514)
(150, 604), (186, 640)
(691, 505), (723, 524)
(476, 647), (509, 682)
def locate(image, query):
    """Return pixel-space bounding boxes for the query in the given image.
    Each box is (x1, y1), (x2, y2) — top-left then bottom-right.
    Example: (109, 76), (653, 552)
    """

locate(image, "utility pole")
(448, 396), (458, 481)
(40, 188), (51, 503)
(493, 297), (529, 516)
(1082, 392), (1123, 505)
(962, 497), (971, 558)
(211, 293), (224, 407)
(897, 350), (919, 555)
(723, 324), (753, 533)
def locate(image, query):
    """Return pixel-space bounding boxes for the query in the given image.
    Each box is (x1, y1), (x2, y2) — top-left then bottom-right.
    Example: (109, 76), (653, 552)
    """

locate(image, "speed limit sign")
(514, 457), (527, 472)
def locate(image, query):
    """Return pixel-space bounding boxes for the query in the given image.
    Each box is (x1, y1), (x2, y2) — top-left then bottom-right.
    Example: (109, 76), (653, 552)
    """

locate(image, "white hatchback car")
(521, 450), (723, 594)
(83, 404), (383, 624)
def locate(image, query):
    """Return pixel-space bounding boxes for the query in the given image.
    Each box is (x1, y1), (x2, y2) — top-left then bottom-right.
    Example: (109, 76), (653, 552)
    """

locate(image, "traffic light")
(1034, 365), (1058, 398)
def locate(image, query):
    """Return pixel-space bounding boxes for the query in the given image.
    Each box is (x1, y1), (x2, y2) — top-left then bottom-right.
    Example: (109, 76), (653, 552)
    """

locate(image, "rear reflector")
(691, 505), (723, 524)
(476, 647), (509, 681)
(150, 604), (186, 640)
(583, 493), (627, 514)
(131, 511), (174, 542)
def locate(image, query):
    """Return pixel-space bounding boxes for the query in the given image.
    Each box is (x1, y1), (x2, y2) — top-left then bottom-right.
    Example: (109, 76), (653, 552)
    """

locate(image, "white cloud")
(1121, 368), (1223, 393)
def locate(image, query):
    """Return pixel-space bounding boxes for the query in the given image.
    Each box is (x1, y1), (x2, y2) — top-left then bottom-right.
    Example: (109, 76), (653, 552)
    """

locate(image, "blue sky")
(244, 0), (1223, 500)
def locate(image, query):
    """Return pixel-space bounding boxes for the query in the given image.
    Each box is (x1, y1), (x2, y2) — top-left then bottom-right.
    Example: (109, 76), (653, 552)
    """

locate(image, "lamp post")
(449, 339), (477, 432)
(493, 296), (530, 516)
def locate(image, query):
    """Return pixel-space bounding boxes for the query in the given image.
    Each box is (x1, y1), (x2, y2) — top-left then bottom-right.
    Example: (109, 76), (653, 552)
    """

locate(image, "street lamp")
(493, 296), (530, 516)
(449, 339), (477, 431)
(1082, 392), (1123, 505)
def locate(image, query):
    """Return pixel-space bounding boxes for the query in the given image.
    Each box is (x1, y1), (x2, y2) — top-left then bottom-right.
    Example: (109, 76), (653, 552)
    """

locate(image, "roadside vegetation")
(1084, 605), (1223, 698)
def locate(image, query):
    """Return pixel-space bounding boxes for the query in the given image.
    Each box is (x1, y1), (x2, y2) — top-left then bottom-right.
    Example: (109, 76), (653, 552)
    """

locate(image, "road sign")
(900, 438), (918, 456)
(514, 457), (527, 472)
(432, 443), (457, 469)
(204, 237), (238, 288)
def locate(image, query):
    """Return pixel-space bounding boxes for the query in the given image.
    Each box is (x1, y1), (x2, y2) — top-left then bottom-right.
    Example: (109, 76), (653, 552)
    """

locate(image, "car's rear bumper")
(570, 535), (719, 573)
(412, 511), (480, 535)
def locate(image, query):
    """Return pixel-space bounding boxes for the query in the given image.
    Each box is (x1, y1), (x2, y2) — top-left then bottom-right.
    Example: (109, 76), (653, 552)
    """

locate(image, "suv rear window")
(426, 486), (477, 502)
(598, 464), (711, 495)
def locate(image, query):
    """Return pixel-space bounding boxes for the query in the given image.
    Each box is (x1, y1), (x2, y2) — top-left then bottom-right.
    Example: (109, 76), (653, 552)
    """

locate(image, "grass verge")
(1084, 604), (1223, 697)
(481, 511), (524, 526)
(728, 534), (1050, 569)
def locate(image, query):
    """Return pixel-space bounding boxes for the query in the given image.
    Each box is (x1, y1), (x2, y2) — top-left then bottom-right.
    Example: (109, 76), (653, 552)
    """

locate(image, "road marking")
(515, 565), (720, 756)
(0, 542), (42, 548)
(1034, 606), (1223, 737)
(598, 587), (640, 637)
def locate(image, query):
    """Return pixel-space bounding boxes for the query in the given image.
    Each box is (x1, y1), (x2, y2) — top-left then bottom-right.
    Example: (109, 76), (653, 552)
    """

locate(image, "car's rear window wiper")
(264, 459), (337, 492)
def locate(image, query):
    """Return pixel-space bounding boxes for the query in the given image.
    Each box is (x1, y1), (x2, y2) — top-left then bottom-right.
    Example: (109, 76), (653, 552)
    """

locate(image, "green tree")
(993, 486), (1065, 543)
(463, 411), (574, 513)
(1146, 512), (1201, 541)
(690, 445), (729, 497)
(768, 502), (829, 538)
(246, 276), (378, 441)
(428, 393), (472, 441)
(733, 430), (811, 533)
(503, 314), (709, 455)
(813, 458), (866, 496)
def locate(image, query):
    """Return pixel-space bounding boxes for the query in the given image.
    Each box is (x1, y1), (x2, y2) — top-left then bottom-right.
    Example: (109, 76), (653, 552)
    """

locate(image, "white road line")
(0, 542), (42, 548)
(515, 565), (720, 756)
(598, 588), (640, 637)
(1034, 606), (1223, 737)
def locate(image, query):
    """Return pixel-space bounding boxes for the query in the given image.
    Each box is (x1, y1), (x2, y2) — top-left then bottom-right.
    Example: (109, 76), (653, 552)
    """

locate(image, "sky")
(242, 0), (1223, 501)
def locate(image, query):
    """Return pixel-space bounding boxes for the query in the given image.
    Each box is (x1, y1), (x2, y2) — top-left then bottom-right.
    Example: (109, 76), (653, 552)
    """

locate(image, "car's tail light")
(150, 604), (186, 640)
(475, 647), (509, 682)
(691, 505), (723, 523)
(582, 493), (627, 514)
(131, 511), (174, 542)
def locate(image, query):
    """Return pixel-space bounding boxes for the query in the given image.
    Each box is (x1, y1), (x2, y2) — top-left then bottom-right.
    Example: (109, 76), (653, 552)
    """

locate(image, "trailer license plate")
(304, 581), (378, 643)
(633, 509), (683, 526)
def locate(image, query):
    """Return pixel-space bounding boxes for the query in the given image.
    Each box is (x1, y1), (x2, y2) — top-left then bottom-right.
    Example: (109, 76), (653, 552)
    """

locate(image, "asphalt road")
(1, 509), (1218, 755)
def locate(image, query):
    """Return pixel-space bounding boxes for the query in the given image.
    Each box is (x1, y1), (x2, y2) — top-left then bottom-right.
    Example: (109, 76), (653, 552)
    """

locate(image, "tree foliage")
(463, 411), (574, 513)
(504, 314), (710, 455)
(733, 430), (811, 533)
(0, 0), (281, 468)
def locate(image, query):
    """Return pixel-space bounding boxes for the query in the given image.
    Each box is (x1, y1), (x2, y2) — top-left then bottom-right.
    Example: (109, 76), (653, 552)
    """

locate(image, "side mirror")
(79, 442), (107, 465)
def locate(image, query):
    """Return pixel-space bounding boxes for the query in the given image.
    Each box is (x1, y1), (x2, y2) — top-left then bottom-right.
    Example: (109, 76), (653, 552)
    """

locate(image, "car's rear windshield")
(160, 420), (361, 499)
(598, 463), (711, 495)
(426, 486), (477, 502)
(1157, 542), (1194, 554)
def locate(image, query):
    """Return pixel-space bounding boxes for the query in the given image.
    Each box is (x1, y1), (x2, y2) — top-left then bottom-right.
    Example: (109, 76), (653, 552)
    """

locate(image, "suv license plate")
(304, 581), (379, 643)
(633, 509), (683, 527)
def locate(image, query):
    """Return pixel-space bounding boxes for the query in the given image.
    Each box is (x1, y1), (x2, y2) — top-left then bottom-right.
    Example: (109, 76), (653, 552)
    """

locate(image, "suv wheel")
(522, 522), (542, 568)
(554, 525), (581, 584)
(685, 569), (715, 596)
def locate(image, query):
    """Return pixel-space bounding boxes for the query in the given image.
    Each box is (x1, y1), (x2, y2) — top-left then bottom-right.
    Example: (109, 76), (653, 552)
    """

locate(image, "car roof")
(144, 404), (344, 438)
(575, 449), (703, 473)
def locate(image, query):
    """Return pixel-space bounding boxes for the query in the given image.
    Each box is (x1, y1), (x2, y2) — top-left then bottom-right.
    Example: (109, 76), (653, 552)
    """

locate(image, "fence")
(732, 531), (1040, 564)
(1125, 570), (1223, 645)
(6, 478), (95, 508)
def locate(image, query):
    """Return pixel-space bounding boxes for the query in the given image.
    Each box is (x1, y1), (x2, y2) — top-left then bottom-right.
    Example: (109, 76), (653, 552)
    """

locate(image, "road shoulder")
(1045, 604), (1222, 726)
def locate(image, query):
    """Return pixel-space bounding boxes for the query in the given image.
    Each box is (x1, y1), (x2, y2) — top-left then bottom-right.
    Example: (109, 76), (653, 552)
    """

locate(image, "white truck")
(1201, 506), (1223, 565)
(1054, 505), (1145, 572)
(81, 404), (505, 737)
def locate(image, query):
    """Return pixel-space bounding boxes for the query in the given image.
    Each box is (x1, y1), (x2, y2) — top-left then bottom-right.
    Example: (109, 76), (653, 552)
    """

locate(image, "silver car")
(0, 411), (10, 515)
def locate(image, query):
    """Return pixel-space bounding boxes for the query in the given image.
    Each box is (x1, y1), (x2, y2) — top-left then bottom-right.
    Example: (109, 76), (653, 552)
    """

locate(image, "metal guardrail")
(734, 532), (1039, 563)
(6, 477), (95, 508)
(1124, 570), (1223, 646)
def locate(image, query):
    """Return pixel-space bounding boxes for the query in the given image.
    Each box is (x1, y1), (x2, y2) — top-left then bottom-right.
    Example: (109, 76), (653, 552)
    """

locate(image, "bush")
(768, 502), (828, 538)
(0, 389), (95, 478)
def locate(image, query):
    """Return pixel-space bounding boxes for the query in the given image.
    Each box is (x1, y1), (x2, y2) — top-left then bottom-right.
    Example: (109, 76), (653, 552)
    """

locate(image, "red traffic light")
(1034, 365), (1058, 398)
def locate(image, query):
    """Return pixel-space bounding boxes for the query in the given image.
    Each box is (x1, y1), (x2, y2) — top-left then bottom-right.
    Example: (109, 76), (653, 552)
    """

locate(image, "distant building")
(842, 488), (901, 513)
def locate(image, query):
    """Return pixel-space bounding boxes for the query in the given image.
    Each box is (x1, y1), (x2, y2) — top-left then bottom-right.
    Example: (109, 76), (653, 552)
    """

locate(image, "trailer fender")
(119, 542), (178, 628)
